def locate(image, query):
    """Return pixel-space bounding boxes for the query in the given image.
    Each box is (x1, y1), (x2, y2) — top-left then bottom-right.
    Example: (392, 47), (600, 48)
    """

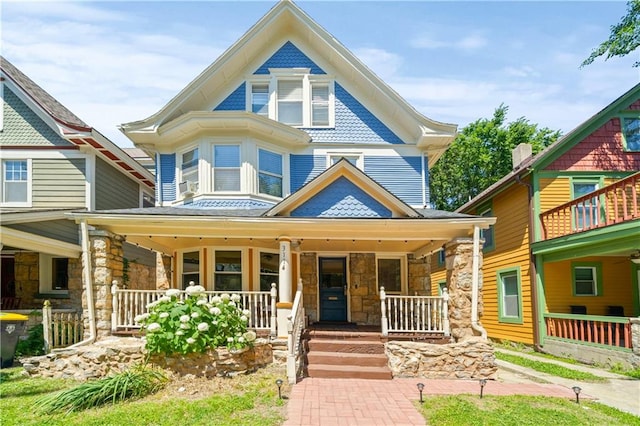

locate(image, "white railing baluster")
(381, 293), (449, 335)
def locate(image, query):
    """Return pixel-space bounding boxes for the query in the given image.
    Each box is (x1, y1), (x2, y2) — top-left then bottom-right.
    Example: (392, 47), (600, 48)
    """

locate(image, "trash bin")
(0, 312), (29, 368)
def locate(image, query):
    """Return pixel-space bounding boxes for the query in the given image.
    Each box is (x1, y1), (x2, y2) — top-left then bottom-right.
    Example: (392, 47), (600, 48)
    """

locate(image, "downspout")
(70, 219), (96, 347)
(471, 225), (487, 339)
(515, 172), (541, 349)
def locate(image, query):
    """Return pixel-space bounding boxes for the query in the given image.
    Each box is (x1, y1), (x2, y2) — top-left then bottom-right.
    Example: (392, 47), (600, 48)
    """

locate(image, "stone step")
(307, 339), (385, 354)
(307, 363), (392, 380)
(307, 351), (389, 367)
(305, 329), (383, 342)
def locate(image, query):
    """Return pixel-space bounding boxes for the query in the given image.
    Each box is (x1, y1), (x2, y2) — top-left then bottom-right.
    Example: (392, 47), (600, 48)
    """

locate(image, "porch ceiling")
(73, 214), (492, 257)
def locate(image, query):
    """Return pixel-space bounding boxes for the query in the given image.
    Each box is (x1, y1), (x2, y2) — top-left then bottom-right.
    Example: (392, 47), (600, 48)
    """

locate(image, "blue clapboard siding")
(365, 156), (424, 206)
(214, 84), (245, 111)
(304, 84), (404, 144)
(254, 41), (325, 75)
(290, 154), (325, 191)
(291, 176), (391, 218)
(159, 154), (176, 202)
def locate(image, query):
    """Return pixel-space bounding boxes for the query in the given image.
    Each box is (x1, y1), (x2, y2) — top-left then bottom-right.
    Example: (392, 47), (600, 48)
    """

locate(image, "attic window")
(622, 116), (640, 151)
(246, 69), (334, 128)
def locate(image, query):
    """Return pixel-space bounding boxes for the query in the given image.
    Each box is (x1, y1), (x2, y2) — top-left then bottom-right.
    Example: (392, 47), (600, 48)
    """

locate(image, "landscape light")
(276, 379), (283, 400)
(479, 379), (487, 398)
(417, 382), (425, 403)
(572, 386), (581, 404)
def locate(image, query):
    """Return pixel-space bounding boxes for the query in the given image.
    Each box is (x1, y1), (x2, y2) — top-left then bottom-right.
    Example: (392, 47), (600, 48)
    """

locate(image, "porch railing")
(540, 172), (640, 240)
(42, 300), (83, 352)
(111, 281), (277, 334)
(287, 282), (306, 384)
(544, 313), (632, 349)
(380, 287), (449, 336)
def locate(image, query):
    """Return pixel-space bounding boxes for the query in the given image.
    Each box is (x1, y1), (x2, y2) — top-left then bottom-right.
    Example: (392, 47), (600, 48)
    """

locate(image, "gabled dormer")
(121, 1), (456, 209)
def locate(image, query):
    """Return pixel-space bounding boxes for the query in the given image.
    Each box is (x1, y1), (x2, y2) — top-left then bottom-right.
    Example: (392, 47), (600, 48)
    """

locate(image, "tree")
(430, 105), (560, 211)
(582, 0), (640, 68)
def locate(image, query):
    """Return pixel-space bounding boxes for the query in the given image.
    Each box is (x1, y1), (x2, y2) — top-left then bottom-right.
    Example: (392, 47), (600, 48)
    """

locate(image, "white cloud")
(351, 47), (403, 81)
(410, 33), (488, 51)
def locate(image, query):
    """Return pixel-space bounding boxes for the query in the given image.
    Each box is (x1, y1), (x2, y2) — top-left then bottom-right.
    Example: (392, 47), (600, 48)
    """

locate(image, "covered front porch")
(533, 172), (640, 365)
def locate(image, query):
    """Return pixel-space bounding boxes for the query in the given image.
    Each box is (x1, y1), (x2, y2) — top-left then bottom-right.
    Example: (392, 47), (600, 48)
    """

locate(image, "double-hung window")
(214, 250), (242, 291)
(181, 148), (199, 187)
(497, 267), (522, 323)
(247, 70), (334, 128)
(479, 207), (495, 251)
(572, 263), (602, 296)
(2, 159), (30, 205)
(622, 116), (640, 151)
(214, 145), (241, 191)
(258, 149), (283, 197)
(251, 83), (269, 116)
(39, 254), (69, 294)
(572, 179), (599, 229)
(182, 250), (200, 288)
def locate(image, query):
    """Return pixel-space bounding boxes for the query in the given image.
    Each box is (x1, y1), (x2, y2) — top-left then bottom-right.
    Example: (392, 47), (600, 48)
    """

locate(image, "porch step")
(307, 363), (393, 380)
(304, 327), (392, 380)
(307, 351), (389, 367)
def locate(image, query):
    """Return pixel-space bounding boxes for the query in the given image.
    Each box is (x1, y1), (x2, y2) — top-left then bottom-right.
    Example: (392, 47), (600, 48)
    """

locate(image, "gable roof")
(120, 1), (456, 164)
(1, 56), (155, 189)
(456, 82), (640, 213)
(266, 158), (421, 218)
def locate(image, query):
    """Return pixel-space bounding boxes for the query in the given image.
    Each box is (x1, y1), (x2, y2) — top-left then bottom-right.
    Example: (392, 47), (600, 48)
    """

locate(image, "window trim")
(257, 148), (284, 198)
(1, 158), (32, 207)
(571, 262), (603, 297)
(326, 152), (364, 170)
(178, 146), (199, 198)
(478, 203), (495, 252)
(179, 249), (202, 289)
(496, 266), (523, 324)
(212, 248), (248, 292)
(255, 249), (279, 292)
(570, 176), (603, 230)
(620, 114), (640, 152)
(39, 253), (69, 295)
(437, 280), (447, 296)
(375, 255), (407, 295)
(212, 144), (242, 193)
(245, 69), (335, 128)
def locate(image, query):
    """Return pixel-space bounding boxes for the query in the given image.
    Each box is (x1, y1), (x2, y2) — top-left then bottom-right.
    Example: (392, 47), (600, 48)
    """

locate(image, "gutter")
(515, 172), (541, 349)
(70, 220), (96, 347)
(471, 225), (487, 339)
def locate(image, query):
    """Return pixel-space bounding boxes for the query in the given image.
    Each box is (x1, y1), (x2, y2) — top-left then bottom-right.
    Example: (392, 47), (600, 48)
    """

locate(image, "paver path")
(283, 377), (577, 426)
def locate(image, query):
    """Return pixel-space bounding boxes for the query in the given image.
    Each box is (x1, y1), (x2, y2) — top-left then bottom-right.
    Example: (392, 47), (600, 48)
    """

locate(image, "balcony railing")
(544, 313), (632, 350)
(111, 282), (277, 334)
(540, 172), (640, 240)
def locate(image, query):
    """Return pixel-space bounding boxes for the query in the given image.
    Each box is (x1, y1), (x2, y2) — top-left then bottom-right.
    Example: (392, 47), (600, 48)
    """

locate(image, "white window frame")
(326, 152), (364, 170)
(574, 265), (598, 296)
(257, 148), (284, 198)
(178, 146), (199, 198)
(39, 254), (69, 295)
(245, 68), (335, 128)
(178, 249), (202, 289)
(1, 158), (32, 207)
(375, 255), (407, 295)
(212, 248), (248, 292)
(212, 144), (242, 193)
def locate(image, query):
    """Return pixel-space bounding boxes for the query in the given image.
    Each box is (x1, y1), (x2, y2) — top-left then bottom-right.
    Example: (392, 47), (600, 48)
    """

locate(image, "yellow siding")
(479, 183), (534, 344)
(430, 263), (446, 296)
(538, 177), (571, 212)
(543, 257), (634, 316)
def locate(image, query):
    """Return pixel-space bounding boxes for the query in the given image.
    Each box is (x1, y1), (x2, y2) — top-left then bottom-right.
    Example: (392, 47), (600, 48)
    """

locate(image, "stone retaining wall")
(385, 338), (498, 379)
(22, 337), (275, 381)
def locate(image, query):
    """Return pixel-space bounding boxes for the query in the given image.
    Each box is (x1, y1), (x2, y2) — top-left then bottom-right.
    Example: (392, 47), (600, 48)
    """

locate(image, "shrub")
(137, 285), (256, 355)
(15, 324), (45, 357)
(35, 364), (167, 413)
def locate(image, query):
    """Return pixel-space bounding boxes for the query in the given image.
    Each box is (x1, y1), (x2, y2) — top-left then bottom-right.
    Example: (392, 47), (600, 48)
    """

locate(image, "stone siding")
(386, 338), (497, 379)
(300, 253), (318, 323)
(408, 254), (430, 295)
(22, 337), (274, 380)
(349, 253), (379, 325)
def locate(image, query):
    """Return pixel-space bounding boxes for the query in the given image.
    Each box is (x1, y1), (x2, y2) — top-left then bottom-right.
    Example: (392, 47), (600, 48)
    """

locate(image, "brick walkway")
(283, 377), (579, 426)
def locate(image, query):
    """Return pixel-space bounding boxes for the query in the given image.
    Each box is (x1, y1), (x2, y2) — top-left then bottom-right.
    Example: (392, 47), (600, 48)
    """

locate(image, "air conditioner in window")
(179, 180), (198, 196)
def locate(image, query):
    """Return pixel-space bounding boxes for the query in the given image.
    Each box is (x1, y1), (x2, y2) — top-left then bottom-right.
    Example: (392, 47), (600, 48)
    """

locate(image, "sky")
(2, 1), (640, 148)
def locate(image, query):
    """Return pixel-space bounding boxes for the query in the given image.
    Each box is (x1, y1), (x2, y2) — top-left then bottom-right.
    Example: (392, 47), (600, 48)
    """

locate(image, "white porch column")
(277, 237), (293, 337)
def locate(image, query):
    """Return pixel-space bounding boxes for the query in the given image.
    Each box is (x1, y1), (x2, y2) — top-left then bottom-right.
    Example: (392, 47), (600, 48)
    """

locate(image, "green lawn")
(418, 394), (640, 426)
(495, 351), (607, 382)
(0, 366), (287, 426)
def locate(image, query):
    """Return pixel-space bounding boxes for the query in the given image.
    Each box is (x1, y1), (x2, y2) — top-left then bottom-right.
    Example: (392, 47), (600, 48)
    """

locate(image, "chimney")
(512, 143), (532, 170)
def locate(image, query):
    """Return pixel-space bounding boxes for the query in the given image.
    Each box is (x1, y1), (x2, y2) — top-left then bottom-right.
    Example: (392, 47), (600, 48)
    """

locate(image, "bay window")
(258, 149), (283, 197)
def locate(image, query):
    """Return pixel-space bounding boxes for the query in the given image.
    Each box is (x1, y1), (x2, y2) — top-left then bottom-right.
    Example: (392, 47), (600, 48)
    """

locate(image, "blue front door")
(319, 257), (348, 322)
